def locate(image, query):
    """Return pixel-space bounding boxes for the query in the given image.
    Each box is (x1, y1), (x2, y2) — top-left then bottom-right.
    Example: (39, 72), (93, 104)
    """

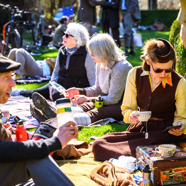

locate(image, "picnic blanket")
(15, 76), (50, 84)
(57, 152), (102, 186)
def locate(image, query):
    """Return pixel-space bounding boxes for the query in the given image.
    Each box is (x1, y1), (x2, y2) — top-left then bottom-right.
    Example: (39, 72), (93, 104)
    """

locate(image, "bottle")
(56, 98), (77, 144)
(139, 164), (152, 186)
(94, 95), (103, 109)
(15, 120), (28, 142)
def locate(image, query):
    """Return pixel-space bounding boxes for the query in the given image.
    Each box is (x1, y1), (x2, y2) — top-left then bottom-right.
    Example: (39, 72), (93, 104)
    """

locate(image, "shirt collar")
(140, 70), (173, 88)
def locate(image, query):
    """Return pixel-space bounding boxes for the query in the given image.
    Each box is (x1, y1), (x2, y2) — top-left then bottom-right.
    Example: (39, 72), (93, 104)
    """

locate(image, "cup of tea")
(155, 144), (176, 157)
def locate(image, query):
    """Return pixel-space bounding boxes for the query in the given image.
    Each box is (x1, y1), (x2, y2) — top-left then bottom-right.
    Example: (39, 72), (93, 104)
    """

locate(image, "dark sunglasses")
(64, 32), (74, 38)
(151, 64), (173, 73)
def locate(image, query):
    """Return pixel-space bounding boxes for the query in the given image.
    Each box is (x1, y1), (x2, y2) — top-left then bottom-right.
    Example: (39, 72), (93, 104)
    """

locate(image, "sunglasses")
(151, 64), (173, 73)
(64, 32), (74, 38)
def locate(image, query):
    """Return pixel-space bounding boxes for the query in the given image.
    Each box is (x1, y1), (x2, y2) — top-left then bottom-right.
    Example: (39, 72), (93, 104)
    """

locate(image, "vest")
(136, 67), (182, 119)
(57, 46), (90, 89)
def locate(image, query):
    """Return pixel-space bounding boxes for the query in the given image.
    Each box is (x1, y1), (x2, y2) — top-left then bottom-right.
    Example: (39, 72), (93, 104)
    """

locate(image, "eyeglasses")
(151, 63), (173, 73)
(64, 32), (74, 38)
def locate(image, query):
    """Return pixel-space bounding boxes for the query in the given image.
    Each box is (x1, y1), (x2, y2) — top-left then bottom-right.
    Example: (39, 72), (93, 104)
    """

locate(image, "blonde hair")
(45, 58), (56, 75)
(141, 39), (176, 71)
(67, 22), (89, 48)
(87, 33), (125, 68)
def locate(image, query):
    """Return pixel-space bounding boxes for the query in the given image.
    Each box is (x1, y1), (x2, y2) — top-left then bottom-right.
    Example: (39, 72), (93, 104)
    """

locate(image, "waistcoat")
(136, 67), (182, 119)
(57, 46), (90, 89)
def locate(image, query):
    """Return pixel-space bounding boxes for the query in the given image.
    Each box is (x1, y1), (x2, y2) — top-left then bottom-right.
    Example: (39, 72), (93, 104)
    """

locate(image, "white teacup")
(135, 111), (152, 122)
(155, 144), (176, 157)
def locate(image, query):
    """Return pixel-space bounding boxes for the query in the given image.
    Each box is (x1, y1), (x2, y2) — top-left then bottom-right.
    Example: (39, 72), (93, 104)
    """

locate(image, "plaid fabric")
(15, 76), (51, 84)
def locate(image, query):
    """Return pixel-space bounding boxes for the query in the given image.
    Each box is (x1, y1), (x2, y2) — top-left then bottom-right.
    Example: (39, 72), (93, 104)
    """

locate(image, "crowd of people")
(0, 0), (186, 185)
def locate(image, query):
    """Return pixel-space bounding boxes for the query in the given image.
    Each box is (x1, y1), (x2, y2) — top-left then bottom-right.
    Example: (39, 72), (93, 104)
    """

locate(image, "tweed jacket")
(123, 0), (141, 21)
(77, 0), (105, 24)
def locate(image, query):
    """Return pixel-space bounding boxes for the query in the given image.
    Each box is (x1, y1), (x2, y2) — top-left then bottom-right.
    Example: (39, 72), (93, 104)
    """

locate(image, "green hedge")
(140, 10), (179, 29)
(169, 20), (186, 78)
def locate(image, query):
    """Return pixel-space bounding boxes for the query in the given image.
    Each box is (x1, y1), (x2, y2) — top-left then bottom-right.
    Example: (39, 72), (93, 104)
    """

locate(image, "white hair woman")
(65, 33), (133, 126)
(19, 23), (96, 109)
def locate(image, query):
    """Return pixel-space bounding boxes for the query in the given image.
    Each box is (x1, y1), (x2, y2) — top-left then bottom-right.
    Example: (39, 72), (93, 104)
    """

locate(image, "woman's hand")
(65, 88), (79, 99)
(71, 95), (87, 105)
(49, 86), (55, 101)
(129, 111), (140, 125)
(168, 122), (185, 136)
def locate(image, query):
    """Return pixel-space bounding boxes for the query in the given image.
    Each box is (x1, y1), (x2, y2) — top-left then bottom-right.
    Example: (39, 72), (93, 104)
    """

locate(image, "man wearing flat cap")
(0, 54), (77, 185)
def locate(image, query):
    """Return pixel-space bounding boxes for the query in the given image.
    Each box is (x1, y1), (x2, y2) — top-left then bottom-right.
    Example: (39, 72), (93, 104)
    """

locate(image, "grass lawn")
(15, 30), (170, 142)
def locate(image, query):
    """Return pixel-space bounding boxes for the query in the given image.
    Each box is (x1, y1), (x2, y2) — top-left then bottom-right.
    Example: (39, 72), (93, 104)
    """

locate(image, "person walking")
(101, 0), (121, 47)
(121, 0), (141, 56)
(77, 0), (104, 34)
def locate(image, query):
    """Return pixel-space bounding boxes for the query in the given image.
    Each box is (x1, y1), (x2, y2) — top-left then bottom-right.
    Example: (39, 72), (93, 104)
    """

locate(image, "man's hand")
(71, 95), (87, 105)
(180, 24), (186, 49)
(168, 122), (185, 136)
(54, 121), (78, 149)
(65, 88), (79, 99)
(129, 111), (140, 125)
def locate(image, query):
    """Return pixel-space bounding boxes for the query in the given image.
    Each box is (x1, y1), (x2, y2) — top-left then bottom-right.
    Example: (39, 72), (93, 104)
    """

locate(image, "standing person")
(92, 38), (186, 161)
(19, 22), (95, 102)
(177, 0), (186, 49)
(8, 48), (56, 78)
(77, 0), (104, 34)
(0, 54), (77, 186)
(65, 33), (132, 126)
(101, 0), (121, 47)
(53, 16), (69, 45)
(121, 0), (141, 56)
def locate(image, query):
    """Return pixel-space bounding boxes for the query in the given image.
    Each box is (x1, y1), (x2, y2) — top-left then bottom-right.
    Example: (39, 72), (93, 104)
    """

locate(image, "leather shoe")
(30, 103), (47, 123)
(129, 50), (135, 56)
(32, 92), (57, 120)
(125, 51), (130, 56)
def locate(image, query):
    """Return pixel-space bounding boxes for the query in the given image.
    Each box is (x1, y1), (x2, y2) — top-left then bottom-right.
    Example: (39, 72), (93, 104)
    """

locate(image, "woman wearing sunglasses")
(92, 38), (186, 161)
(19, 22), (95, 102)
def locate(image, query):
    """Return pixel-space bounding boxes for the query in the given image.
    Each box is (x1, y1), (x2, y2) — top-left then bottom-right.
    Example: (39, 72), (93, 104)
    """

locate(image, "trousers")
(0, 156), (74, 186)
(122, 11), (134, 51)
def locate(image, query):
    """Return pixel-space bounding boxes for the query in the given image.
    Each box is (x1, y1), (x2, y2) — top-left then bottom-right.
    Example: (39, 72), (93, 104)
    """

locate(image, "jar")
(56, 98), (77, 144)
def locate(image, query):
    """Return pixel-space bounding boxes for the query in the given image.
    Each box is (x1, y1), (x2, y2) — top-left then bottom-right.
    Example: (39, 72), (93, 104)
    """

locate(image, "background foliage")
(169, 20), (186, 78)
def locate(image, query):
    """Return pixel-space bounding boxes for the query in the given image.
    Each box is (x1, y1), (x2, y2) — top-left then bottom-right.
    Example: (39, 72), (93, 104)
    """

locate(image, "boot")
(31, 92), (57, 120)
(30, 103), (47, 123)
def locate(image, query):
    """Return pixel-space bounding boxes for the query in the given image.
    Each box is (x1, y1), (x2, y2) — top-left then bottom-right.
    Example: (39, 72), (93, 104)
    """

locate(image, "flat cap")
(0, 54), (21, 73)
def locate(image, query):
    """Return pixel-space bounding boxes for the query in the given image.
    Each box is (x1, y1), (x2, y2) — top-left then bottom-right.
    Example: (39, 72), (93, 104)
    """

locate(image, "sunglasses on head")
(151, 64), (173, 73)
(64, 32), (74, 38)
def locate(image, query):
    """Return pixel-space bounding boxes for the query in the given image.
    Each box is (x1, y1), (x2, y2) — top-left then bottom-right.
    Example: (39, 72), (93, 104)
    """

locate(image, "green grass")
(15, 30), (170, 141)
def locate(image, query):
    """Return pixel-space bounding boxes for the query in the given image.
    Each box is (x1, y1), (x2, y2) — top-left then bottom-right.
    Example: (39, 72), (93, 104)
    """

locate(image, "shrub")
(169, 20), (186, 78)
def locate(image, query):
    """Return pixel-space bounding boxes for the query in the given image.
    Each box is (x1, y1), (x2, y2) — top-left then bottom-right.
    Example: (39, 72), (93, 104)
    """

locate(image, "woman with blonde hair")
(92, 38), (186, 161)
(65, 33), (132, 126)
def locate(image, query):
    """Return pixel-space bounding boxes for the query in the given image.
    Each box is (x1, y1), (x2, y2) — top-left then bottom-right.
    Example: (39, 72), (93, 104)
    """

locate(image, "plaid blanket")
(15, 76), (51, 84)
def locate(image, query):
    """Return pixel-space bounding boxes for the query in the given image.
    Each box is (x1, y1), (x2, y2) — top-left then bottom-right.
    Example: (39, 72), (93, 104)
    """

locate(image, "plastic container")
(56, 98), (77, 144)
(56, 98), (75, 127)
(15, 122), (28, 142)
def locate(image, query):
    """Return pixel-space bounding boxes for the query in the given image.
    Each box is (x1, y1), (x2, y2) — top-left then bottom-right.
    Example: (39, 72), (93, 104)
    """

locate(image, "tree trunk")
(148, 0), (157, 9)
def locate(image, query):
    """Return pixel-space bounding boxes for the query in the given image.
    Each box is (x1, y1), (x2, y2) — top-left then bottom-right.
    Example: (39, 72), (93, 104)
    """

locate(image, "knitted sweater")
(85, 59), (132, 105)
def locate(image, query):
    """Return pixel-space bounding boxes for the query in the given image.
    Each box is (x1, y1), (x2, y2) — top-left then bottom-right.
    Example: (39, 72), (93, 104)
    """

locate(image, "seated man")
(0, 54), (77, 186)
(53, 16), (69, 45)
